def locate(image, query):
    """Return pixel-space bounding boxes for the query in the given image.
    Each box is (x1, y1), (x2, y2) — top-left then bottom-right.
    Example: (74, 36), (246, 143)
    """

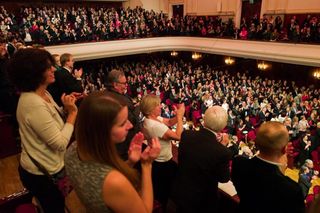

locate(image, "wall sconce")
(225, 57), (235, 65)
(192, 52), (202, 60)
(170, 51), (178, 57)
(257, 61), (269, 70)
(313, 70), (320, 79)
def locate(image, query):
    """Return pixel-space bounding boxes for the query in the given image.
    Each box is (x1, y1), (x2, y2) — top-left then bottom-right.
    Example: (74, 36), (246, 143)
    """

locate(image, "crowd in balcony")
(0, 5), (320, 46)
(1, 3), (320, 212)
(1, 41), (320, 212)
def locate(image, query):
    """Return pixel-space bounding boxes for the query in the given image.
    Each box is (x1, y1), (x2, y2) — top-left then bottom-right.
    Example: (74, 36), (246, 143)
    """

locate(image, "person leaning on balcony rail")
(232, 121), (305, 213)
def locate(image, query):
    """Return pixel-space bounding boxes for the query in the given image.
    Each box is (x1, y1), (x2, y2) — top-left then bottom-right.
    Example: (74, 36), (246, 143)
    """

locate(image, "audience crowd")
(0, 5), (320, 46)
(72, 56), (320, 171)
(1, 4), (320, 211)
(77, 54), (320, 211)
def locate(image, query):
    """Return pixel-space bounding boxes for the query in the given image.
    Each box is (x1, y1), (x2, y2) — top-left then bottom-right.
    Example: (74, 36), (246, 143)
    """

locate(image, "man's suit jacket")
(173, 128), (232, 213)
(232, 156), (305, 213)
(48, 67), (83, 106)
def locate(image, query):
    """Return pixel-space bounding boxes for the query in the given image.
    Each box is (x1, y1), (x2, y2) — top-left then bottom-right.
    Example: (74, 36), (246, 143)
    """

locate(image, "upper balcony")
(46, 37), (320, 67)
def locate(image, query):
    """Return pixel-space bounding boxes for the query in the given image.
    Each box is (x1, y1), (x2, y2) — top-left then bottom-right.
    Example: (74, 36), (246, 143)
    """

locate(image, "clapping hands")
(128, 132), (161, 166)
(128, 132), (144, 165)
(141, 138), (161, 164)
(173, 103), (185, 118)
(61, 93), (77, 114)
(74, 68), (83, 79)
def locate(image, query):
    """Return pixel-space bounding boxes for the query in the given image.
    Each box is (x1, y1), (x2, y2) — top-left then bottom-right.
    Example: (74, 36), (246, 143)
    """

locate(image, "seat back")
(0, 189), (34, 213)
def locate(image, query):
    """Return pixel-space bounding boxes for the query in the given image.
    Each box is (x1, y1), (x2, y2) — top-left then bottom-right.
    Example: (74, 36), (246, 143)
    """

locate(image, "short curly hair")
(8, 48), (55, 92)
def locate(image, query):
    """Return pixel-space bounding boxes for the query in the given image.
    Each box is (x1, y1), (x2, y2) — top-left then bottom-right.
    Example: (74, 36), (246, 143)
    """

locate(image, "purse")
(24, 149), (73, 197)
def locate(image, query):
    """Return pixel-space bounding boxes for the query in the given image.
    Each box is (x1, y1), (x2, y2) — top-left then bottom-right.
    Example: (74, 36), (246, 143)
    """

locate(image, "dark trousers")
(18, 165), (65, 213)
(152, 159), (177, 212)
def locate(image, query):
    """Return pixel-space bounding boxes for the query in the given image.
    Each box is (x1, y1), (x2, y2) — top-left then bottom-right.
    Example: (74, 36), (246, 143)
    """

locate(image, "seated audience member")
(304, 159), (319, 178)
(140, 94), (185, 211)
(232, 121), (305, 213)
(298, 133), (312, 167)
(8, 48), (78, 213)
(173, 106), (232, 213)
(298, 165), (312, 198)
(65, 91), (160, 213)
(48, 53), (83, 106)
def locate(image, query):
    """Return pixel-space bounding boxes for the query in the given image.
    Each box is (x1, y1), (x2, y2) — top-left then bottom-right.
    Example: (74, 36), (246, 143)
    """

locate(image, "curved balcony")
(46, 37), (320, 67)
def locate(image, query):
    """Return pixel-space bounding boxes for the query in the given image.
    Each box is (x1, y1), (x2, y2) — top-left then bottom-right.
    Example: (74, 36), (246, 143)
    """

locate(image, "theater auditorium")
(0, 0), (320, 212)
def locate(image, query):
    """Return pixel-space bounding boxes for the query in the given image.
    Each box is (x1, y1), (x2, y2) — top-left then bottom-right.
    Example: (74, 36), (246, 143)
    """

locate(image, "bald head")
(255, 121), (289, 156)
(204, 106), (228, 132)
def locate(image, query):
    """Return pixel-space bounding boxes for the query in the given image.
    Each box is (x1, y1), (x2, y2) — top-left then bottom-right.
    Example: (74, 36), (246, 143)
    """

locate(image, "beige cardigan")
(17, 91), (74, 175)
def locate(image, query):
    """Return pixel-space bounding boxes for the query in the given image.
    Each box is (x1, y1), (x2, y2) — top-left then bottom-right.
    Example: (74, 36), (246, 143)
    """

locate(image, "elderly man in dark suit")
(173, 105), (232, 213)
(48, 53), (83, 106)
(232, 121), (305, 213)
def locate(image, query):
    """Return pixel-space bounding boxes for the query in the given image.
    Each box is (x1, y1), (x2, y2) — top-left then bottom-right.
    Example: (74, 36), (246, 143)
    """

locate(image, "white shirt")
(143, 117), (172, 162)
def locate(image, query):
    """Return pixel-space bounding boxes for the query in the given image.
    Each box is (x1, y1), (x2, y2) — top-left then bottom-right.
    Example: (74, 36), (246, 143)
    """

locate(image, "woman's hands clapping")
(128, 132), (161, 166)
(141, 138), (161, 164)
(61, 93), (77, 114)
(128, 132), (144, 166)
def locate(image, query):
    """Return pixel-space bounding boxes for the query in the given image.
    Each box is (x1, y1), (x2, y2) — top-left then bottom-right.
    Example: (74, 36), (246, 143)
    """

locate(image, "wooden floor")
(1, 153), (319, 212)
(0, 154), (86, 212)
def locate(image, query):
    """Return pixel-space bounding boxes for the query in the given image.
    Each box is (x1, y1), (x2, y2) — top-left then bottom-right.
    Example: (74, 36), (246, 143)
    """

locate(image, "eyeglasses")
(117, 81), (127, 85)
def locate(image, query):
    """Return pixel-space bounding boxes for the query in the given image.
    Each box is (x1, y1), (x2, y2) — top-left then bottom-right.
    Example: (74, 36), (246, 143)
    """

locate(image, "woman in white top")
(8, 48), (78, 213)
(140, 94), (185, 210)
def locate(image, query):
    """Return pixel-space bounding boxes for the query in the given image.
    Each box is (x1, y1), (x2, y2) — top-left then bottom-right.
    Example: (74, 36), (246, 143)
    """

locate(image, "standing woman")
(8, 48), (78, 213)
(140, 94), (185, 211)
(65, 91), (160, 213)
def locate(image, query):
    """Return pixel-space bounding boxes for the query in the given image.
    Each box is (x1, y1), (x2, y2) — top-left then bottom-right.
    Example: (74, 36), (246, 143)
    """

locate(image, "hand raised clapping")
(128, 132), (144, 165)
(73, 68), (83, 79)
(173, 103), (185, 118)
(127, 132), (161, 166)
(141, 138), (161, 164)
(61, 93), (77, 114)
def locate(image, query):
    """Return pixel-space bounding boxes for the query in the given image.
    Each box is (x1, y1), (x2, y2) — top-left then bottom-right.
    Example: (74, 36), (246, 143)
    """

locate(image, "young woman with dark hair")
(65, 91), (160, 213)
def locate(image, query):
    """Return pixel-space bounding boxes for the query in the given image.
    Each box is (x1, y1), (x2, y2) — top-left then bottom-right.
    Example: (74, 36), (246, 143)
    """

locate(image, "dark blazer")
(173, 128), (232, 213)
(48, 67), (83, 106)
(232, 156), (305, 213)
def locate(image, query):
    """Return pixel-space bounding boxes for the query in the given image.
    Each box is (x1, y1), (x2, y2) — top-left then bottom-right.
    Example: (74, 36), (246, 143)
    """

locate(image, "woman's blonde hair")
(140, 94), (161, 116)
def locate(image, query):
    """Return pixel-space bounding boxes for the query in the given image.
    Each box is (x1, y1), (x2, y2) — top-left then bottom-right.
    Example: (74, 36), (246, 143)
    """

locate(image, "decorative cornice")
(45, 37), (320, 67)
